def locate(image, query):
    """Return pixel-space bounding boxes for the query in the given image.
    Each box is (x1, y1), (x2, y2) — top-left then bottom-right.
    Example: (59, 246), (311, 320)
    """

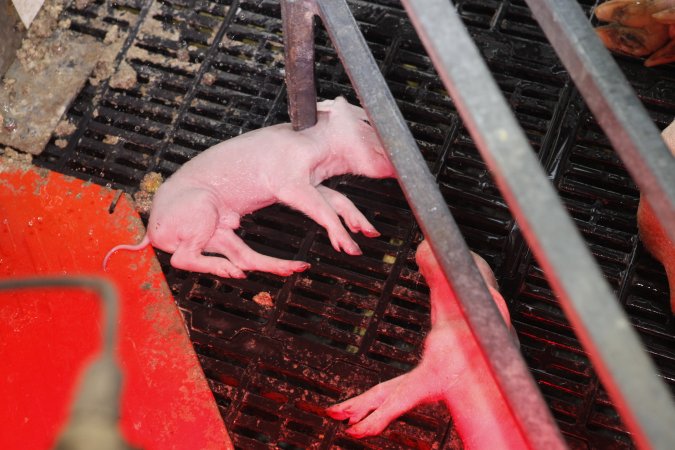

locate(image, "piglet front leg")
(316, 185), (381, 238)
(327, 241), (527, 449)
(277, 184), (368, 256)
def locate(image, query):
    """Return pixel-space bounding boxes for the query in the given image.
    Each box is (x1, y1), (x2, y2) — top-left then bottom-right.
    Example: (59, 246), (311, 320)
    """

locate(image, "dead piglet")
(638, 119), (675, 313)
(104, 97), (395, 278)
(327, 240), (527, 449)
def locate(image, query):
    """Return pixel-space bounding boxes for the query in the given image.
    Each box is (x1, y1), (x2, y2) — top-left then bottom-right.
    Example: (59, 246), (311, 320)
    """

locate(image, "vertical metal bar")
(281, 0), (318, 131)
(314, 1), (567, 448)
(400, 1), (675, 449)
(523, 0), (675, 244)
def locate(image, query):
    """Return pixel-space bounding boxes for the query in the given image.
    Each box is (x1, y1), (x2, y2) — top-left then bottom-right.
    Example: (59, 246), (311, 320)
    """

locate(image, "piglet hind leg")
(171, 240), (246, 279)
(162, 205), (245, 279)
(205, 228), (310, 276)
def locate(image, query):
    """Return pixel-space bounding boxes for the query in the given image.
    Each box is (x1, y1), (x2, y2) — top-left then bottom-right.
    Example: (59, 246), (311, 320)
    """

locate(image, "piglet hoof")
(326, 234), (363, 256)
(293, 261), (311, 273)
(327, 374), (413, 438)
(327, 399), (371, 428)
(220, 268), (246, 279)
(360, 227), (381, 238)
(335, 238), (362, 256)
(275, 261), (311, 276)
(328, 396), (400, 438)
(345, 243), (363, 256)
(212, 260), (247, 279)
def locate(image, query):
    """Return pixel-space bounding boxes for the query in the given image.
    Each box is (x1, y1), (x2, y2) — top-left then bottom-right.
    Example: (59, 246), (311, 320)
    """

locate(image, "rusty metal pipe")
(281, 0), (318, 131)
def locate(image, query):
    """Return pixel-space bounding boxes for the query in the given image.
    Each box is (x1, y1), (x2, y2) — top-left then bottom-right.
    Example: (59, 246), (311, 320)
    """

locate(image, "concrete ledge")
(0, 0), (26, 77)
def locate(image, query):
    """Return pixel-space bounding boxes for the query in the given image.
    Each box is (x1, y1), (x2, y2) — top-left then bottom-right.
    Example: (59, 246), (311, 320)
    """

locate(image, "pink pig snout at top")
(104, 96), (396, 278)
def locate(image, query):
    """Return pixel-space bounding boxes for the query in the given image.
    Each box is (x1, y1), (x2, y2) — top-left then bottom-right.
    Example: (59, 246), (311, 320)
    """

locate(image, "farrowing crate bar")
(281, 0), (675, 449)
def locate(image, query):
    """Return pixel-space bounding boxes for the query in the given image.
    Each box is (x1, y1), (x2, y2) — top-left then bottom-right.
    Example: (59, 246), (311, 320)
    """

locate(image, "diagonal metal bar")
(400, 0), (675, 449)
(313, 0), (566, 448)
(524, 0), (675, 244)
(281, 0), (318, 131)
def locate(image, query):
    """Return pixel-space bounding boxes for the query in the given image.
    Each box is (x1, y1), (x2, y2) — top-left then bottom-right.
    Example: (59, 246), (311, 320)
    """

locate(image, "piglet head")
(318, 97), (396, 179)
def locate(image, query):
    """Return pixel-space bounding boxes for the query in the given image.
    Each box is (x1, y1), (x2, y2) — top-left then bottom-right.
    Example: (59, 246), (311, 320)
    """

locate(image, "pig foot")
(317, 185), (380, 237)
(171, 241), (246, 279)
(205, 228), (310, 276)
(278, 185), (362, 256)
(327, 373), (431, 438)
(326, 361), (453, 438)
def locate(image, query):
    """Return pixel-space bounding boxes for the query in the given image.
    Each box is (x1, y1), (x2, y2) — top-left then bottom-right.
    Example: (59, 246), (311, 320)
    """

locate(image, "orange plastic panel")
(0, 165), (233, 450)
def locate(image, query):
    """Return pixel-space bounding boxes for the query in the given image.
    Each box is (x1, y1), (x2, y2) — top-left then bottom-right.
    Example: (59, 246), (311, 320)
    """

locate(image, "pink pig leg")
(171, 240), (246, 279)
(205, 228), (310, 276)
(326, 376), (406, 427)
(160, 197), (247, 279)
(327, 241), (527, 449)
(316, 185), (380, 238)
(278, 185), (363, 255)
(327, 367), (447, 438)
(327, 321), (472, 439)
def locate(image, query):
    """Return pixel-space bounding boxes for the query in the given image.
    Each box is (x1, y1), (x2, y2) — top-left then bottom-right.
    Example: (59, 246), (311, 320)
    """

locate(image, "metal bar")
(0, 276), (119, 355)
(400, 1), (675, 449)
(524, 0), (675, 244)
(313, 1), (566, 448)
(281, 0), (318, 131)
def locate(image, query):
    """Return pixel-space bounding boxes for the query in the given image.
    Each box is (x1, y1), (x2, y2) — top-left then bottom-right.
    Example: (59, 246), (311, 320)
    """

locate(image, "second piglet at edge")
(327, 240), (527, 449)
(104, 97), (395, 278)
